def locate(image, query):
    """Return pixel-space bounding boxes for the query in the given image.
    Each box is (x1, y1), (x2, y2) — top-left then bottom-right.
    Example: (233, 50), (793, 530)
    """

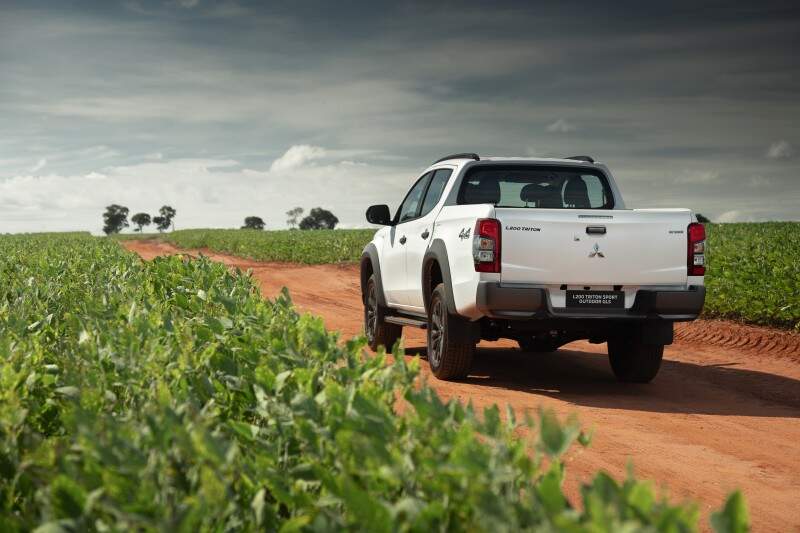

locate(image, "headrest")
(520, 183), (554, 203)
(564, 177), (590, 208)
(462, 178), (500, 204)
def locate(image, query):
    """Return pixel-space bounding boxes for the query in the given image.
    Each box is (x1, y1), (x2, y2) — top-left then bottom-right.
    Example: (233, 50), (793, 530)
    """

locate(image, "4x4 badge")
(458, 228), (471, 240)
(588, 243), (605, 258)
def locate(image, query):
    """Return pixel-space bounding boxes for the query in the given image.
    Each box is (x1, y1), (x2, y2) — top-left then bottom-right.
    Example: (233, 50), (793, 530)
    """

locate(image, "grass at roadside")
(1, 233), (744, 531)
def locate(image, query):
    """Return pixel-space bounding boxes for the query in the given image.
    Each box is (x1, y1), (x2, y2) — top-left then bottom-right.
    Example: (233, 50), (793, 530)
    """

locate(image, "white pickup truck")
(361, 154), (705, 382)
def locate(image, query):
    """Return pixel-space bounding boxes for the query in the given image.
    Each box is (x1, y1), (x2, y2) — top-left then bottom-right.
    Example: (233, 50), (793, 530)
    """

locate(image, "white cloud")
(269, 145), (327, 172)
(0, 146), (122, 176)
(173, 0), (200, 8)
(673, 170), (720, 184)
(70, 145), (121, 160)
(122, 1), (153, 15)
(766, 140), (792, 159)
(717, 210), (753, 223)
(546, 118), (576, 133)
(0, 150), (412, 234)
(29, 158), (47, 173)
(17, 77), (431, 132)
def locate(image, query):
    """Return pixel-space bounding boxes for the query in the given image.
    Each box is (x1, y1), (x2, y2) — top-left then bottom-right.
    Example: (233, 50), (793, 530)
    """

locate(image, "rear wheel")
(427, 283), (474, 380)
(607, 338), (664, 383)
(364, 275), (402, 352)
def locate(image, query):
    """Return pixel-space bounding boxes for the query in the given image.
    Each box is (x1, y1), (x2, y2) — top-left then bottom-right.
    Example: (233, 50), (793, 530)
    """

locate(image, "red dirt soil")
(125, 240), (800, 531)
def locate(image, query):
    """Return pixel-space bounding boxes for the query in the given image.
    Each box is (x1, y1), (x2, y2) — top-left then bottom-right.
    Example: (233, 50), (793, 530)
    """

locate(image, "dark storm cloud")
(0, 0), (798, 232)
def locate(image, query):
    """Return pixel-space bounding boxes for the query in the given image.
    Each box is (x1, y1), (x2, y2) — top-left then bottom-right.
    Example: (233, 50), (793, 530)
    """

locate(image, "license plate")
(566, 290), (624, 308)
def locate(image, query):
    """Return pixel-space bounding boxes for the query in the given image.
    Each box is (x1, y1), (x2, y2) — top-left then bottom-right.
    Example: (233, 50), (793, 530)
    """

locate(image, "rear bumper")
(476, 283), (705, 321)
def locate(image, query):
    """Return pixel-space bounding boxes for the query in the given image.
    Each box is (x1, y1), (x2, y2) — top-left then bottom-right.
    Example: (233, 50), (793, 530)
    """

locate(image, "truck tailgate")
(497, 208), (692, 286)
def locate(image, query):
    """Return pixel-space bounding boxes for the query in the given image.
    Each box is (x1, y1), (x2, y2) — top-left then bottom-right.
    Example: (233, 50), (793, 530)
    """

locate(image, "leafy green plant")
(703, 223), (800, 330)
(0, 233), (743, 530)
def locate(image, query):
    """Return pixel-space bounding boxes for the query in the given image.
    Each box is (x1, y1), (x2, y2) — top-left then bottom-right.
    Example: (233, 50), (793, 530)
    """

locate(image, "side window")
(419, 169), (452, 217)
(582, 175), (608, 208)
(395, 172), (432, 223)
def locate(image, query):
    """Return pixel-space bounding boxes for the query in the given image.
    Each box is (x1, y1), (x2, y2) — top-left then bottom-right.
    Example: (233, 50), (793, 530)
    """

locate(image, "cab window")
(395, 172), (432, 223)
(458, 165), (614, 209)
(419, 169), (452, 217)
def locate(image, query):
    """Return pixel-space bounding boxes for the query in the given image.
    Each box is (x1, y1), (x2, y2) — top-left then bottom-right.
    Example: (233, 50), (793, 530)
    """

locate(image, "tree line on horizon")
(102, 205), (338, 234)
(242, 207), (339, 230)
(105, 206), (709, 235)
(103, 205), (176, 235)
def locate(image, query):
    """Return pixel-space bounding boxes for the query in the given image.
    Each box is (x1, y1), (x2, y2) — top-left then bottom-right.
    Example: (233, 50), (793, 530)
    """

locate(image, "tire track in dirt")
(124, 240), (800, 532)
(675, 320), (800, 361)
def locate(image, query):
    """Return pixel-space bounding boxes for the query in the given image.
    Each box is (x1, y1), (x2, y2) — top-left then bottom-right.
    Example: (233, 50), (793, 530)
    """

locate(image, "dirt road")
(125, 240), (800, 531)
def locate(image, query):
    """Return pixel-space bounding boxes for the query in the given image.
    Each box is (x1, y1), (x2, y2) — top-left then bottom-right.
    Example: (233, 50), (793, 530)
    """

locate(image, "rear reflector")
(473, 218), (501, 272)
(687, 222), (706, 276)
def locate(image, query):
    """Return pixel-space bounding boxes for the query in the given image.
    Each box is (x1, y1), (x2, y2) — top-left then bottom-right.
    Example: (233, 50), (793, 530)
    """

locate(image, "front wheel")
(427, 283), (475, 380)
(364, 275), (402, 352)
(607, 338), (664, 383)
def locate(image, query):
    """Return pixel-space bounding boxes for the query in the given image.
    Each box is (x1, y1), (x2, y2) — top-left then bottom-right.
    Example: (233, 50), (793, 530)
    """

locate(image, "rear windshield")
(457, 165), (614, 209)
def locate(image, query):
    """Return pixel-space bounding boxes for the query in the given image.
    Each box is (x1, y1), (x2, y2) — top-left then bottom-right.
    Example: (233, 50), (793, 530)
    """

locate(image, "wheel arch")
(360, 243), (388, 307)
(422, 239), (458, 316)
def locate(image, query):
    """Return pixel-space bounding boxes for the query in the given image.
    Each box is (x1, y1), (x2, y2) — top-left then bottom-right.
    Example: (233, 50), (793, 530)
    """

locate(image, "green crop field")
(0, 232), (744, 531)
(704, 223), (800, 330)
(126, 228), (376, 264)
(123, 222), (800, 330)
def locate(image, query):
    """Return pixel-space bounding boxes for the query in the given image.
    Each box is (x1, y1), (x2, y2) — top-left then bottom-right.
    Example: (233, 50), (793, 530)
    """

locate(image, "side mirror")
(366, 204), (392, 225)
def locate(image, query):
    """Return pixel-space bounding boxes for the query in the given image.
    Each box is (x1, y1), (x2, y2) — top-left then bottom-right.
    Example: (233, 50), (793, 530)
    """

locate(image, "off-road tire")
(364, 275), (402, 352)
(427, 283), (475, 380)
(607, 338), (664, 383)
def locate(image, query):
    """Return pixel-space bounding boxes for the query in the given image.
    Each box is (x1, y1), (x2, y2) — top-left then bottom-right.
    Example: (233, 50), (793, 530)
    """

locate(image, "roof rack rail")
(433, 152), (480, 164)
(565, 155), (595, 163)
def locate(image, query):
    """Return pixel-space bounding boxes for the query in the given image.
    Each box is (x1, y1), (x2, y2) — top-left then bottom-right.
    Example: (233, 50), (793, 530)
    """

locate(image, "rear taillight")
(688, 222), (705, 276)
(473, 218), (501, 273)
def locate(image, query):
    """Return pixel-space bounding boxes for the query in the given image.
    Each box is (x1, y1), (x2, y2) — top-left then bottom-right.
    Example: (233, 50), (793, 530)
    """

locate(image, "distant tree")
(299, 207), (339, 230)
(102, 204), (129, 235)
(131, 212), (152, 232)
(242, 216), (265, 230)
(156, 205), (176, 232)
(696, 213), (711, 223)
(286, 207), (304, 229)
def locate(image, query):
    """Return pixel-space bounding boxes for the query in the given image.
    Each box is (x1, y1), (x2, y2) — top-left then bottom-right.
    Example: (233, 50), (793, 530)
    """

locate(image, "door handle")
(399, 235), (407, 244)
(586, 226), (606, 235)
(421, 229), (430, 239)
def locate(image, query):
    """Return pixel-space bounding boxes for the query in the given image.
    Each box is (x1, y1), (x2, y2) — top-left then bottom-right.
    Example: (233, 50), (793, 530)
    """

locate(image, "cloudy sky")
(1, 0), (798, 233)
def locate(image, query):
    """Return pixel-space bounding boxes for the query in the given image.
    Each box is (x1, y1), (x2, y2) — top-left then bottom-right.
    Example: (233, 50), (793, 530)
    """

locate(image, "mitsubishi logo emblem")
(588, 243), (605, 258)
